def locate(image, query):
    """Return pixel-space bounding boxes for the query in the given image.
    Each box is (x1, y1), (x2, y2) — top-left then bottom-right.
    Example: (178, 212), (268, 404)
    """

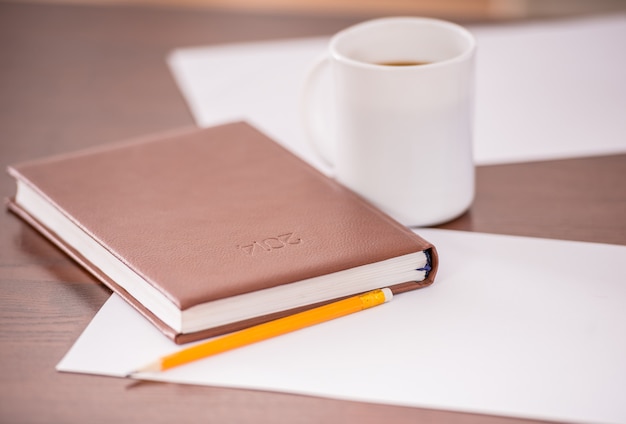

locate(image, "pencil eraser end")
(382, 288), (393, 302)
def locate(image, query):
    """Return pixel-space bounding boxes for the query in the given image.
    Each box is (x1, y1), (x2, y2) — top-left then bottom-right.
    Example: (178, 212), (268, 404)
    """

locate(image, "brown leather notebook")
(7, 121), (438, 344)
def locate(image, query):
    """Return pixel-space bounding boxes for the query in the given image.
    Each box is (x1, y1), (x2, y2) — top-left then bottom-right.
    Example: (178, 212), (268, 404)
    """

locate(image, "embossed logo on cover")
(238, 232), (302, 255)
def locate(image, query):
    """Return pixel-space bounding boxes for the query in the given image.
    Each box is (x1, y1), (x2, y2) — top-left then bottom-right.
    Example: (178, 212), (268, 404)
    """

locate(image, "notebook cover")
(7, 121), (438, 343)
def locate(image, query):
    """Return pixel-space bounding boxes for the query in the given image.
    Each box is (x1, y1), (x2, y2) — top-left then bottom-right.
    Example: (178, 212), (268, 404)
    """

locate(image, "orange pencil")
(128, 288), (392, 375)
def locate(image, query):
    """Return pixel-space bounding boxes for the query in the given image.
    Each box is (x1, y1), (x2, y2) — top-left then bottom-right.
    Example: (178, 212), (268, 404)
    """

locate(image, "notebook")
(7, 121), (437, 343)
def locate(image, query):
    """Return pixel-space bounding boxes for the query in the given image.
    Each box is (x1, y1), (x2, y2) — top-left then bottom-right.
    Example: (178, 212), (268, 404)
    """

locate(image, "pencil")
(128, 287), (393, 375)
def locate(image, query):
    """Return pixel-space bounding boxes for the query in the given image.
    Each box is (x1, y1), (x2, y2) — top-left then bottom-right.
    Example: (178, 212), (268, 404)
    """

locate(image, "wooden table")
(1, 3), (624, 423)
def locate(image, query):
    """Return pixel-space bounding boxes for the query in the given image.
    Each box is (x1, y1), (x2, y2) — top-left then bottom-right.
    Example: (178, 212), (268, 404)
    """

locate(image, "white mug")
(302, 17), (476, 227)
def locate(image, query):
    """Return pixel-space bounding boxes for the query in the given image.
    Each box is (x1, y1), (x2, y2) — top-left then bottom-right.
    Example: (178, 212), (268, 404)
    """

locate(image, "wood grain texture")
(441, 155), (626, 245)
(0, 2), (623, 423)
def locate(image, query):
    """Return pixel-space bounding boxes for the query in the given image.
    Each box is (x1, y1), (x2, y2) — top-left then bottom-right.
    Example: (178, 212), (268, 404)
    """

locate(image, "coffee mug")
(301, 17), (476, 227)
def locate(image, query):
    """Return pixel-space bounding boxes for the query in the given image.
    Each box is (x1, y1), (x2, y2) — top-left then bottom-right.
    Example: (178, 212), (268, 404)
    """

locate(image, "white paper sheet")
(167, 14), (626, 166)
(57, 229), (626, 424)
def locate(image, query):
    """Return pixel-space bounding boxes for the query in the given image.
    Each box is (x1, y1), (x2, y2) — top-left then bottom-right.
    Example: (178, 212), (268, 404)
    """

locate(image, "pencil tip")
(125, 361), (161, 377)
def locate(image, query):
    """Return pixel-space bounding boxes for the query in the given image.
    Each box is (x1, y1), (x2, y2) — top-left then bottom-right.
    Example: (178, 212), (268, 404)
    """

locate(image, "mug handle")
(300, 54), (334, 169)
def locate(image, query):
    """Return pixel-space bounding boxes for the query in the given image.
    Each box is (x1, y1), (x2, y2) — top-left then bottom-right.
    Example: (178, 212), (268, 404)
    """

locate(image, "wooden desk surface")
(1, 3), (624, 423)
